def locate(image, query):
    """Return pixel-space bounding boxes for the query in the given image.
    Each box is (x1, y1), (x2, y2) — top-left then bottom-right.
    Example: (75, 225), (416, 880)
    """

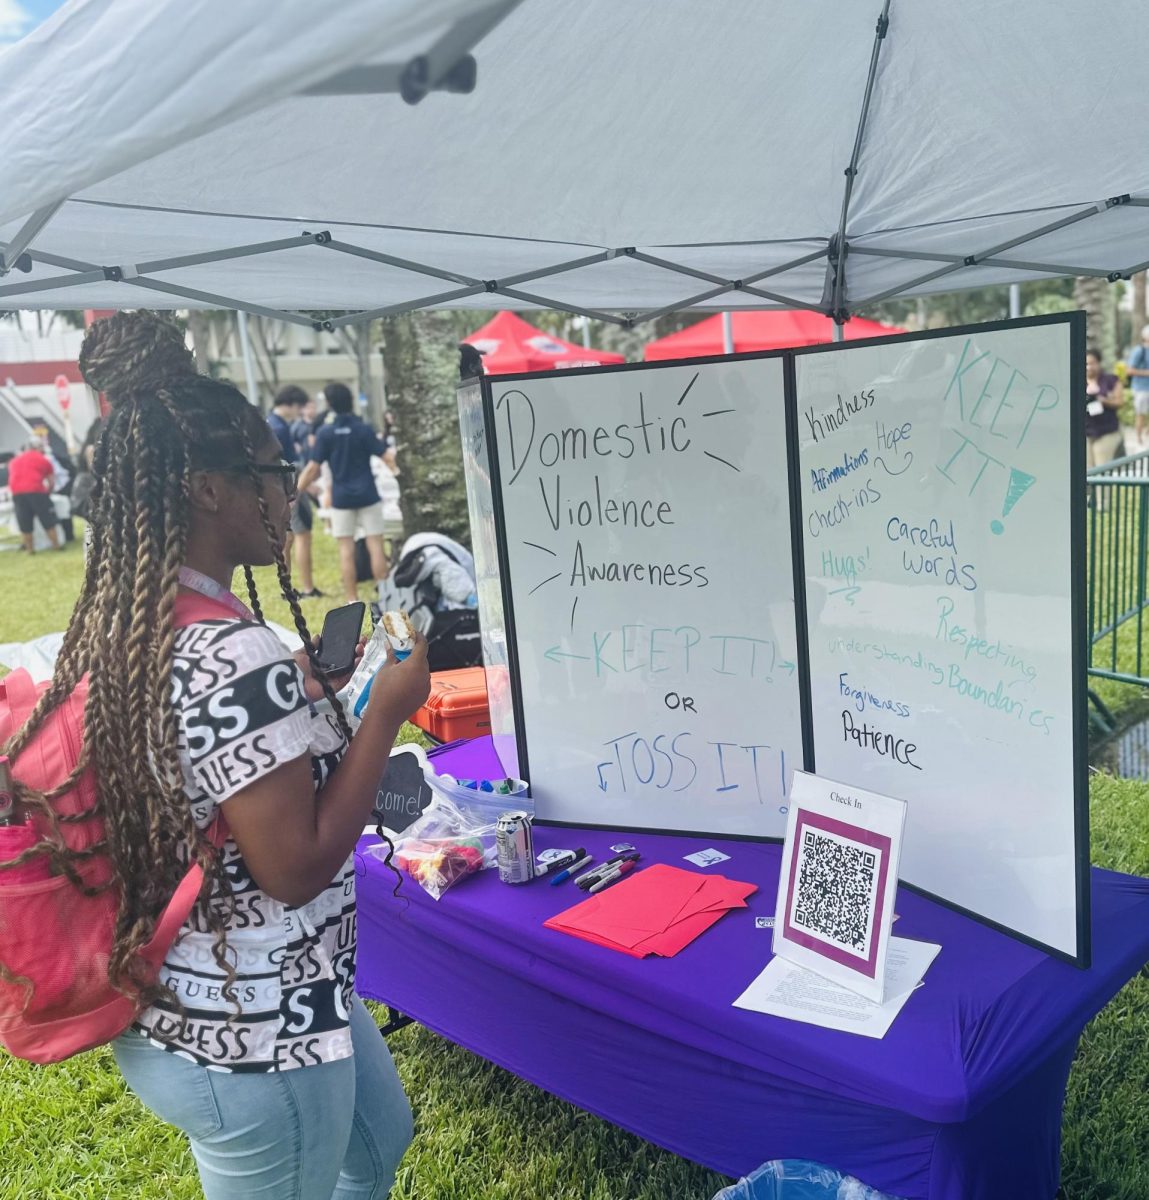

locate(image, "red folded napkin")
(544, 863), (757, 958)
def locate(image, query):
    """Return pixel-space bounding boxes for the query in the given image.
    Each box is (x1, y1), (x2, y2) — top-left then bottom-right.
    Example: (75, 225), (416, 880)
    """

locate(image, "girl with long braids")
(6, 311), (430, 1198)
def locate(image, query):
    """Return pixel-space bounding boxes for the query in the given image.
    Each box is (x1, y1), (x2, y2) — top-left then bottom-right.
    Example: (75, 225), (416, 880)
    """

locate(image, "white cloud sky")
(0, 0), (33, 46)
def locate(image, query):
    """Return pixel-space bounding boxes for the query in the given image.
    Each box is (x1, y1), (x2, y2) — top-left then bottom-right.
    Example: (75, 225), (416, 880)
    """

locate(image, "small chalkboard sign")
(373, 746), (434, 835)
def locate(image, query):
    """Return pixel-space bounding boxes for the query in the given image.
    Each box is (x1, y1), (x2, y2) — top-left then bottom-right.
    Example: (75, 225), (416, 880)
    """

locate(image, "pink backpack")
(0, 595), (238, 1063)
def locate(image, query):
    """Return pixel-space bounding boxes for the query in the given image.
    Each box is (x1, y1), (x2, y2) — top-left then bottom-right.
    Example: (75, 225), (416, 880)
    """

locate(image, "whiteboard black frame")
(788, 311), (1089, 968)
(474, 348), (799, 845)
(468, 312), (1089, 966)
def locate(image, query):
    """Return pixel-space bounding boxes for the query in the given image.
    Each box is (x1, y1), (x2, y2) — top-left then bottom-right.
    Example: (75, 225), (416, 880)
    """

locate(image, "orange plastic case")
(411, 667), (492, 742)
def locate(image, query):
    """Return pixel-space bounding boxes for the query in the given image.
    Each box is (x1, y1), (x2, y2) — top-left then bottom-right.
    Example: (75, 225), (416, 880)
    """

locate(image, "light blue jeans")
(113, 995), (413, 1200)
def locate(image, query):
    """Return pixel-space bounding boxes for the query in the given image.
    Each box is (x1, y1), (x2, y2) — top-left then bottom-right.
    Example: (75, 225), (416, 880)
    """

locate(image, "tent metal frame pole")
(856, 196), (1129, 305)
(494, 251), (617, 289)
(125, 277), (317, 326)
(2, 245), (316, 327)
(0, 268), (109, 299)
(627, 283), (757, 328)
(627, 246), (830, 305)
(470, 286), (629, 327)
(624, 248), (830, 315)
(321, 238), (482, 286)
(850, 244), (1118, 279)
(303, 0), (522, 98)
(325, 284), (491, 327)
(133, 234), (318, 275)
(0, 201), (63, 276)
(740, 246), (830, 283)
(824, 0), (892, 323)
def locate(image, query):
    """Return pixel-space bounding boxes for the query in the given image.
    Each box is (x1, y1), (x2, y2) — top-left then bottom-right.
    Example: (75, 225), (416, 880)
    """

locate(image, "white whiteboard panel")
(458, 383), (519, 778)
(487, 358), (803, 837)
(794, 318), (1086, 961)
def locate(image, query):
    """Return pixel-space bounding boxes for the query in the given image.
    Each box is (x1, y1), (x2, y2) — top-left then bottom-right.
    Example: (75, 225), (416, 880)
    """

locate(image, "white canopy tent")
(2, 0), (1149, 331)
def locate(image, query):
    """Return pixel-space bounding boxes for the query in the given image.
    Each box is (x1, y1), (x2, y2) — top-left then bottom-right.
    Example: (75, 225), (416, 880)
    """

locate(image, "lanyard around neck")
(177, 566), (254, 620)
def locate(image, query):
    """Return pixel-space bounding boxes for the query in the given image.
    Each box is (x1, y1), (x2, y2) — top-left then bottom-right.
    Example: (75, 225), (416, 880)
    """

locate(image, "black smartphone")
(316, 602), (366, 675)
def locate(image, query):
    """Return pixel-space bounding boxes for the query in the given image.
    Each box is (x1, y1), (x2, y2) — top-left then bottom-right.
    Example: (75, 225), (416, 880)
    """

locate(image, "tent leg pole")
(722, 311), (734, 354)
(1009, 283), (1021, 319)
(832, 321), (844, 343)
(237, 310), (260, 409)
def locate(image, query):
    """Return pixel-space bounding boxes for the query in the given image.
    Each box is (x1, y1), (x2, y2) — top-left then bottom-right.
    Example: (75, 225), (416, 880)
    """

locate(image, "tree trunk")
(335, 322), (384, 428)
(1074, 276), (1116, 363)
(186, 310), (215, 375)
(1133, 272), (1147, 352)
(381, 312), (472, 546)
(247, 316), (283, 408)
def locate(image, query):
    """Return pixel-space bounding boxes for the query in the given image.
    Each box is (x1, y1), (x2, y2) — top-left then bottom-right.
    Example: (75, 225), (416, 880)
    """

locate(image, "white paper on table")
(733, 936), (941, 1039)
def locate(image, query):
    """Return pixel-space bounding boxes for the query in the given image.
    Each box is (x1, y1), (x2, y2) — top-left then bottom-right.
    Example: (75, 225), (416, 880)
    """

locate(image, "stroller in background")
(376, 533), (483, 672)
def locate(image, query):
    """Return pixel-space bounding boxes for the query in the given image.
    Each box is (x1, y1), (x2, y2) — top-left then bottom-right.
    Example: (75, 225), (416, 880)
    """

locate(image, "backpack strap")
(139, 812), (230, 969)
(2, 668), (43, 732)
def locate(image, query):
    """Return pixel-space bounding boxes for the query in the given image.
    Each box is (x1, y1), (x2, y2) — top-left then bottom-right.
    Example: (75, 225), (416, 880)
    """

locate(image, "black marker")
(577, 853), (640, 889)
(534, 848), (585, 878)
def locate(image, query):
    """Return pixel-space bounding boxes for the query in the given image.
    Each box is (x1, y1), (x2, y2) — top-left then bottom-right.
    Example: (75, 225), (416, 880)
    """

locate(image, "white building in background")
(0, 311), (381, 457)
(0, 314), (94, 456)
(206, 318), (382, 414)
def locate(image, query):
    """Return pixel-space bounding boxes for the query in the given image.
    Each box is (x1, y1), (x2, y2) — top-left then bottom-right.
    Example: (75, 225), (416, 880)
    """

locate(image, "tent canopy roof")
(463, 310), (623, 373)
(1, 0), (1147, 327)
(643, 311), (905, 360)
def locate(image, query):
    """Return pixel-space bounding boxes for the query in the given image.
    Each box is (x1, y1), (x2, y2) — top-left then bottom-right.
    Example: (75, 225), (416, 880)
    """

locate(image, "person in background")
(374, 444), (404, 563)
(30, 418), (76, 542)
(1125, 323), (1149, 447)
(268, 385), (323, 599)
(298, 383), (389, 603)
(459, 343), (485, 382)
(8, 436), (62, 552)
(1085, 348), (1125, 467)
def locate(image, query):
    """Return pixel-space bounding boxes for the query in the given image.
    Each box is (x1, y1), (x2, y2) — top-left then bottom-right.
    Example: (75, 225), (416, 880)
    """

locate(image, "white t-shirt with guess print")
(132, 619), (356, 1073)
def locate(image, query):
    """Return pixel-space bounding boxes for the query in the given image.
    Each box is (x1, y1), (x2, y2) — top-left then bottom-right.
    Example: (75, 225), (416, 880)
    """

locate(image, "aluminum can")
(496, 810), (535, 884)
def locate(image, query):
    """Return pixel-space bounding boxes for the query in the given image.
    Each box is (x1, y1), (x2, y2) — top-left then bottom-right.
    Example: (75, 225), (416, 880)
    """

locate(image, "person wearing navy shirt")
(268, 386), (323, 599)
(298, 383), (390, 602)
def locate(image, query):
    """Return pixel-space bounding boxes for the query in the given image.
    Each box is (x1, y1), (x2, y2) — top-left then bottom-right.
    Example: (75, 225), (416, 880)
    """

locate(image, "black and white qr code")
(792, 828), (879, 953)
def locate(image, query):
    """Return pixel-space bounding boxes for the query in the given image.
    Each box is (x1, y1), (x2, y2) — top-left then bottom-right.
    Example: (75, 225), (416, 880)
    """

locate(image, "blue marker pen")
(550, 853), (594, 885)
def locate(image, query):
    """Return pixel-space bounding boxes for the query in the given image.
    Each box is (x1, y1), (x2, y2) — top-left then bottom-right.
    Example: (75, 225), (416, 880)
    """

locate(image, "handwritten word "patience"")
(841, 710), (921, 770)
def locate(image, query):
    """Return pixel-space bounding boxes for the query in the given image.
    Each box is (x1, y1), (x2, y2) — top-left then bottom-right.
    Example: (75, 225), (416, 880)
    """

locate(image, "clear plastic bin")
(711, 1160), (902, 1200)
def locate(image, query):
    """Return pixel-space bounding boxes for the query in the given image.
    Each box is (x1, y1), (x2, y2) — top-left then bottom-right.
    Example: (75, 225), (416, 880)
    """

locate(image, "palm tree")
(1074, 276), (1116, 362)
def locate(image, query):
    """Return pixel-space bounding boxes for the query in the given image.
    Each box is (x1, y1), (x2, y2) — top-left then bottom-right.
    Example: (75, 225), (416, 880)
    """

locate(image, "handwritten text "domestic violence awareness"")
(496, 380), (739, 592)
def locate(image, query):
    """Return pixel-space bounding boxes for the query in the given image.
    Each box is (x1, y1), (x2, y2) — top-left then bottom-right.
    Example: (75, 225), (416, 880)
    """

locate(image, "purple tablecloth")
(355, 737), (1149, 1200)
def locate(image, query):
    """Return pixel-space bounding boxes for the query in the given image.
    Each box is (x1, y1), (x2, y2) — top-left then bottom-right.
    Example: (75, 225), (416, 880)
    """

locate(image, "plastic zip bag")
(367, 773), (530, 900)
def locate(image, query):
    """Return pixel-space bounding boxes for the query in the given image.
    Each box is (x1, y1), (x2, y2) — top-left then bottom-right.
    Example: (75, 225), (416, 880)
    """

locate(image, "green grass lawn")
(1, 527), (1148, 1198)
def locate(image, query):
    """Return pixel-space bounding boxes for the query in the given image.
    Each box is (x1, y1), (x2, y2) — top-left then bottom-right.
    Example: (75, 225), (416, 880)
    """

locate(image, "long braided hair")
(1, 310), (356, 1012)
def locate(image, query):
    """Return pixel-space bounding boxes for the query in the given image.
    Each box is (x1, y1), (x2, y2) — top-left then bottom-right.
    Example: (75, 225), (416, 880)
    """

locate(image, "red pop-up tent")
(643, 310), (906, 360)
(463, 311), (625, 374)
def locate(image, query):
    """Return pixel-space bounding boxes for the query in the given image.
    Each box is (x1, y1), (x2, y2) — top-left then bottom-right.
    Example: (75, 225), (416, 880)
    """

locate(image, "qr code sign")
(791, 827), (880, 955)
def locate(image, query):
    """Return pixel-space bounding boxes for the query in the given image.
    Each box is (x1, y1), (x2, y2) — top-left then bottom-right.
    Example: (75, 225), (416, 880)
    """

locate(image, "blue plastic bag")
(711, 1160), (902, 1200)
